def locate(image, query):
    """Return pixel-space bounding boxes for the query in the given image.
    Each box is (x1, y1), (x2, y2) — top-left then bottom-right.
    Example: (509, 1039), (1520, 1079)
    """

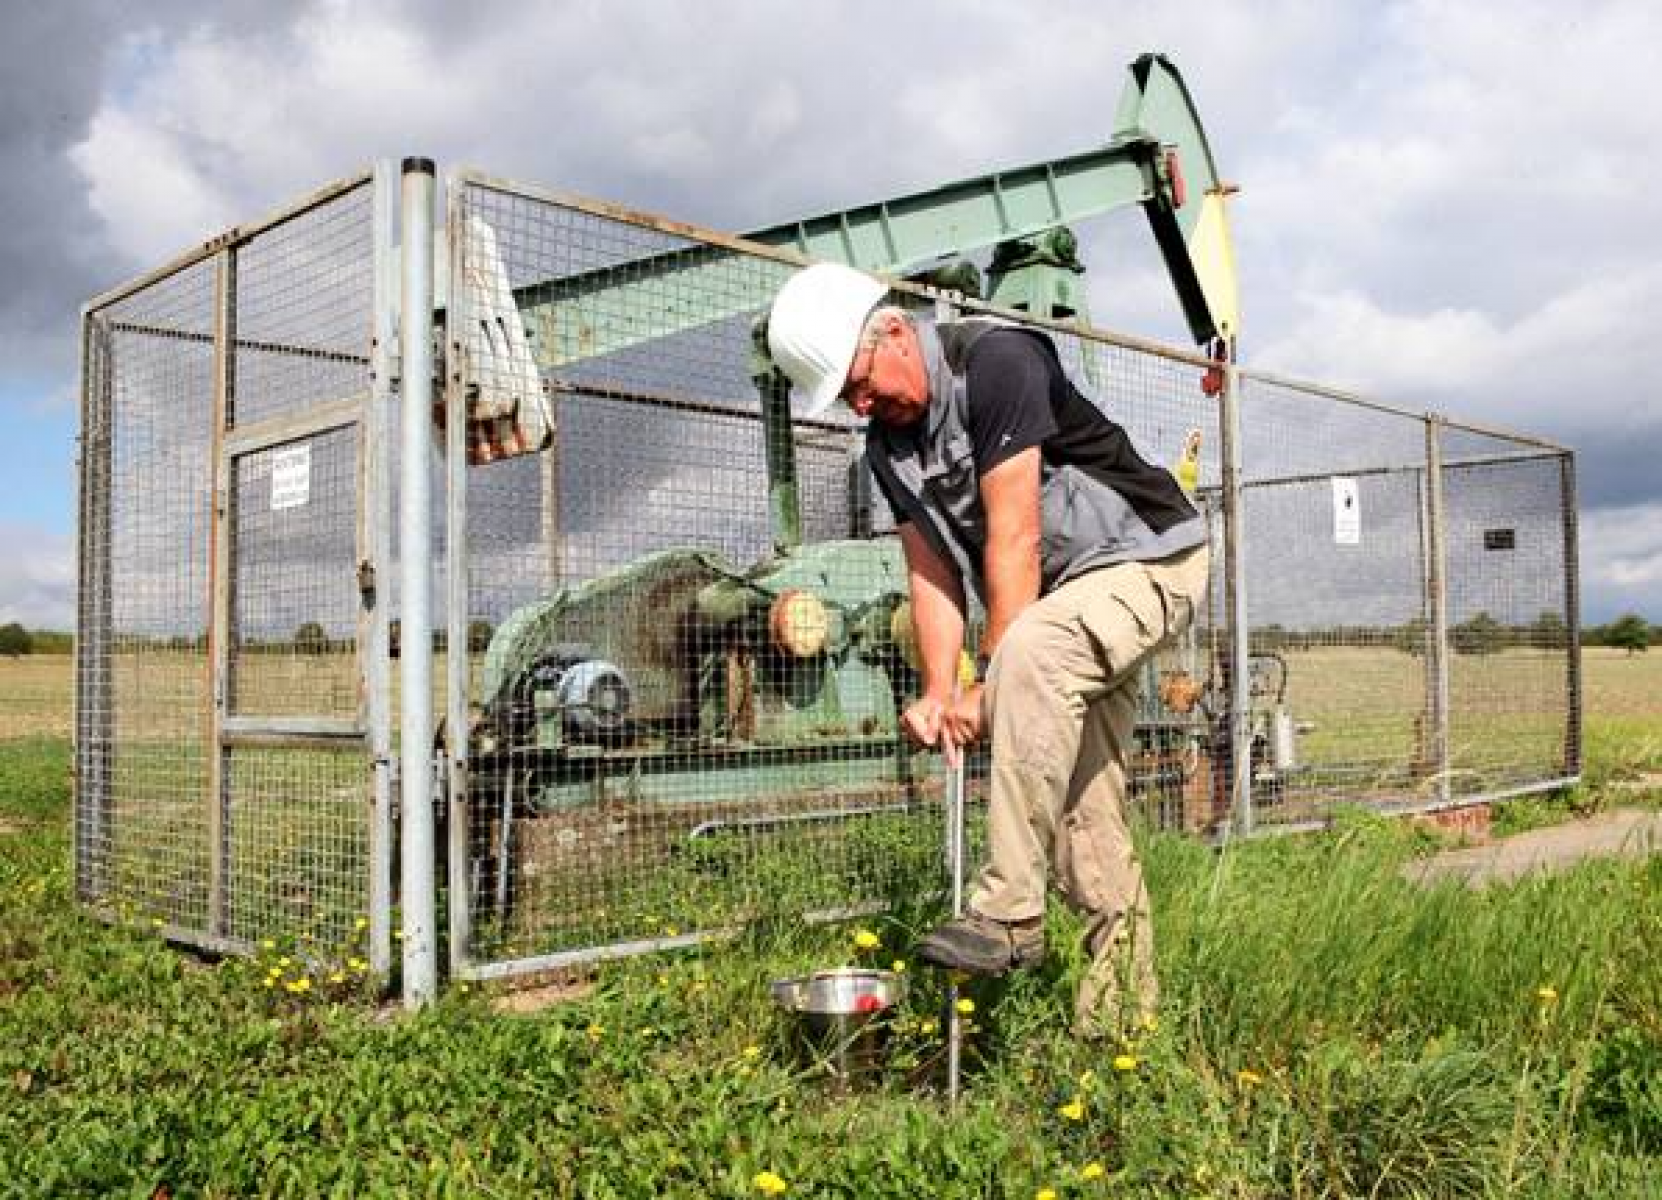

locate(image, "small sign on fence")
(1332, 476), (1360, 545)
(270, 444), (312, 511)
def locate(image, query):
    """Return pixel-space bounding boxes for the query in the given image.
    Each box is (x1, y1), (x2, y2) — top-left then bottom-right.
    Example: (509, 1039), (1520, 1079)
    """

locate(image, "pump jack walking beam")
(503, 53), (1238, 370)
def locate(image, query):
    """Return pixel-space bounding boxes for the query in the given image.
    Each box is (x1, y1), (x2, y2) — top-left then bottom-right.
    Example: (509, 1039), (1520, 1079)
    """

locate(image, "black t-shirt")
(961, 330), (1058, 476)
(873, 326), (1194, 537)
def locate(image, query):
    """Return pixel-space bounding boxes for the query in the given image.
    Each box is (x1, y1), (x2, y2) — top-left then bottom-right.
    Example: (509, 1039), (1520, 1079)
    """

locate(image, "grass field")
(1, 650), (1658, 1195)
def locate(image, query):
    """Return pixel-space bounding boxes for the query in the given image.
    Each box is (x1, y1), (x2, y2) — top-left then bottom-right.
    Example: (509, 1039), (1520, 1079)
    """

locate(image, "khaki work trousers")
(969, 543), (1209, 1035)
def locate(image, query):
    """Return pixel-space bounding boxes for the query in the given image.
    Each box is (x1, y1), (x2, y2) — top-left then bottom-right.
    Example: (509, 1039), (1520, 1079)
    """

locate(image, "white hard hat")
(766, 263), (888, 417)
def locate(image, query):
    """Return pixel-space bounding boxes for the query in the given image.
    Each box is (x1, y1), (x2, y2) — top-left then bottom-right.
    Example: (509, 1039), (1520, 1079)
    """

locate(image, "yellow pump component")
(1174, 427), (1203, 495)
(770, 589), (830, 658)
(1188, 188), (1240, 344)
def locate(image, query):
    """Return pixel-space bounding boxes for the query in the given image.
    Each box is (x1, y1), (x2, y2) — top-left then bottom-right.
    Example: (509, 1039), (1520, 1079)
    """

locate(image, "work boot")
(916, 910), (1045, 975)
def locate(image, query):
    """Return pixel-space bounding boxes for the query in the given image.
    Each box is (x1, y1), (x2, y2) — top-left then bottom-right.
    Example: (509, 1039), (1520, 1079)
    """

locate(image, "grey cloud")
(5, 0), (1660, 625)
(0, 0), (296, 379)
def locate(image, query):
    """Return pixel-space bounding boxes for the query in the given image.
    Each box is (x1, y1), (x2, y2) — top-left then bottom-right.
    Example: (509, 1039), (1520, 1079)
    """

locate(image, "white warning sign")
(270, 444), (312, 511)
(1333, 476), (1360, 545)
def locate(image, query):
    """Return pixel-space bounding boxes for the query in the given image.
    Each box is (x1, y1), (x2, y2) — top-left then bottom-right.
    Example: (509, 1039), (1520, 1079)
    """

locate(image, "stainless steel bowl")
(770, 968), (905, 1084)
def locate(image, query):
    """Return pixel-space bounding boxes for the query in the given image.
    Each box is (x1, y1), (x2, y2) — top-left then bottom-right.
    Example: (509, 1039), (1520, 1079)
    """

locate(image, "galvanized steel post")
(399, 157), (438, 1007)
(444, 173), (473, 980)
(1424, 418), (1452, 805)
(1559, 452), (1583, 779)
(367, 161), (398, 978)
(1219, 360), (1253, 833)
(74, 311), (114, 902)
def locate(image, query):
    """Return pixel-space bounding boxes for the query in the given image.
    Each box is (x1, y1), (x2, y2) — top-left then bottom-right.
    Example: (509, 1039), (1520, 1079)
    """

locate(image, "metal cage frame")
(71, 160), (1581, 1001)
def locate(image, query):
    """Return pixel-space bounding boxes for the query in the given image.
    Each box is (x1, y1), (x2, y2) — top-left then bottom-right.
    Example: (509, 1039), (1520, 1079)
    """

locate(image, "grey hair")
(855, 303), (911, 347)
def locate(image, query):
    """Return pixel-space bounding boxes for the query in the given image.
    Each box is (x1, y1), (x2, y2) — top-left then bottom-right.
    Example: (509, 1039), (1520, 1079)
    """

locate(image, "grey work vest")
(867, 318), (1207, 602)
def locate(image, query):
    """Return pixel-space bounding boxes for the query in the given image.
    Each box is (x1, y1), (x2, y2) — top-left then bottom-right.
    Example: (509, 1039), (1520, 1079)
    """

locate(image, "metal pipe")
(205, 248), (235, 939)
(74, 312), (115, 902)
(82, 169), (375, 314)
(944, 750), (966, 1104)
(444, 172), (473, 984)
(1218, 359), (1253, 833)
(453, 899), (894, 982)
(398, 157), (438, 1008)
(1424, 419), (1452, 805)
(1236, 365), (1571, 453)
(1559, 453), (1583, 779)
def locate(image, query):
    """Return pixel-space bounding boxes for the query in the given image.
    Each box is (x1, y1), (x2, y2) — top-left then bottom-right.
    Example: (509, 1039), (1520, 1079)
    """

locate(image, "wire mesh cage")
(71, 161), (1580, 988)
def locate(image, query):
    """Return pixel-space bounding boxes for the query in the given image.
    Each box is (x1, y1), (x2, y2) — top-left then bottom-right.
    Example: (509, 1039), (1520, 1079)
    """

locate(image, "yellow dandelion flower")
(150, 918), (164, 929)
(852, 928), (881, 951)
(262, 977), (276, 989)
(458, 983), (470, 995)
(663, 925), (680, 938)
(284, 980), (303, 994)
(753, 1169), (788, 1195)
(1536, 985), (1558, 1004)
(277, 956), (291, 968)
(1036, 1189), (1058, 1200)
(259, 938), (277, 952)
(1113, 1054), (1139, 1072)
(586, 1023), (604, 1041)
(954, 997), (975, 1016)
(349, 957), (368, 972)
(1237, 1068), (1263, 1088)
(891, 959), (907, 973)
(920, 1019), (938, 1036)
(1078, 1069), (1097, 1088)
(295, 978), (312, 993)
(354, 916), (369, 932)
(1080, 1160), (1106, 1181)
(1057, 1097), (1085, 1122)
(743, 1044), (762, 1060)
(329, 972), (346, 985)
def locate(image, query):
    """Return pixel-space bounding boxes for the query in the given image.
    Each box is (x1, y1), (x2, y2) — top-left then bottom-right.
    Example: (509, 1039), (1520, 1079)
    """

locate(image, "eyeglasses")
(839, 331), (884, 410)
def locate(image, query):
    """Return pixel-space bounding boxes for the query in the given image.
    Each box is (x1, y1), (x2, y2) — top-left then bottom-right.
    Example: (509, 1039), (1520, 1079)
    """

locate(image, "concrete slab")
(1407, 807), (1662, 888)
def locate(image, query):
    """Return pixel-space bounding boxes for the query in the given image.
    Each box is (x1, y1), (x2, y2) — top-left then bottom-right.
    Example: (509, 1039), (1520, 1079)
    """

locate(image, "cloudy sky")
(3, 0), (1659, 629)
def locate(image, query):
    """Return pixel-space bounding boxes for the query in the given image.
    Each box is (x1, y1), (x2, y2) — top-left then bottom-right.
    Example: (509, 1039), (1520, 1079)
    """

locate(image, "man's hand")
(939, 684), (984, 753)
(900, 696), (947, 755)
(901, 685), (984, 766)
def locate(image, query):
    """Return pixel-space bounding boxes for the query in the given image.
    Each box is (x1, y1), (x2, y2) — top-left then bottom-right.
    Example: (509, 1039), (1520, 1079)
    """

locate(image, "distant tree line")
(1584, 613), (1657, 654)
(1247, 610), (1653, 656)
(0, 625), (72, 656)
(13, 621), (504, 658)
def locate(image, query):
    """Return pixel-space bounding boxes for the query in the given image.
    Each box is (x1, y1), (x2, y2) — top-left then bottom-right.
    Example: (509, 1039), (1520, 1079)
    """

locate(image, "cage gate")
(75, 171), (392, 970)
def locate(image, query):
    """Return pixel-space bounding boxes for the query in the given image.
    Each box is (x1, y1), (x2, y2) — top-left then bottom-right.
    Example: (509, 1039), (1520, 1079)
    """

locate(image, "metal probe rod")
(944, 742), (966, 1103)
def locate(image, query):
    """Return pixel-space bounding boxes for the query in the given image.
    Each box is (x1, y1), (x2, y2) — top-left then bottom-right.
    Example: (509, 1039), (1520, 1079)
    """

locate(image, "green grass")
(3, 737), (1659, 1197)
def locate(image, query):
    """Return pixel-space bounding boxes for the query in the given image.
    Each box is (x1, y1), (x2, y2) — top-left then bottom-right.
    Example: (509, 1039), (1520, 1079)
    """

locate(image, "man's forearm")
(980, 527), (1040, 657)
(977, 446), (1043, 661)
(898, 523), (967, 700)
